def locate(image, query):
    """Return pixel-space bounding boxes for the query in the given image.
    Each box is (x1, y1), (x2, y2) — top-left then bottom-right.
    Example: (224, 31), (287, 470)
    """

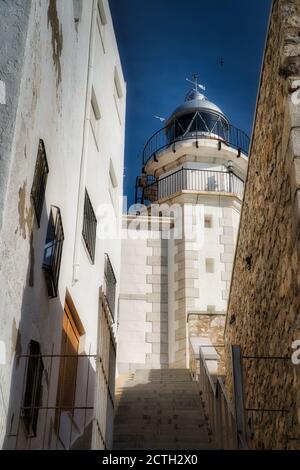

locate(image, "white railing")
(158, 168), (244, 200)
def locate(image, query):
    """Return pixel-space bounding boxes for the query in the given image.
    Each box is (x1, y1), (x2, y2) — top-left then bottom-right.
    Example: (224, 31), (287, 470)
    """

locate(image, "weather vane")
(186, 74), (206, 93)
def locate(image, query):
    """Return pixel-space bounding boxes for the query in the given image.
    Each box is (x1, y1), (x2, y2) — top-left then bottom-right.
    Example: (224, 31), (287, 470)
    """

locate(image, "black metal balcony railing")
(43, 206), (64, 298)
(139, 168), (244, 204)
(142, 119), (250, 166)
(104, 254), (117, 320)
(31, 139), (49, 227)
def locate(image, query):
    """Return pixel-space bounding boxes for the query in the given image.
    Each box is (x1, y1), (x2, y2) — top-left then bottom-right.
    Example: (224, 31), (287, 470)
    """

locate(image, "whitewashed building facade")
(0, 0), (125, 449)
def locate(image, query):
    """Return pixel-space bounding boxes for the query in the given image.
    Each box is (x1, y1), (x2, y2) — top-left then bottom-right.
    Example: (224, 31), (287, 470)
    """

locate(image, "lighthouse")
(117, 77), (249, 373)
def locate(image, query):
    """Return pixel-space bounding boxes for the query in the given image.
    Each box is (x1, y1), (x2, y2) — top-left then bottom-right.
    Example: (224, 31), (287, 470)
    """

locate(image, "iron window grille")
(43, 206), (64, 298)
(104, 253), (116, 319)
(22, 341), (44, 437)
(82, 189), (97, 264)
(31, 140), (49, 226)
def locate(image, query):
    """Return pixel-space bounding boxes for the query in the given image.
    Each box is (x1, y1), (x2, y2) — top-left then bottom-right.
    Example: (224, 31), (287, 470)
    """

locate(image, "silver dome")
(165, 89), (229, 126)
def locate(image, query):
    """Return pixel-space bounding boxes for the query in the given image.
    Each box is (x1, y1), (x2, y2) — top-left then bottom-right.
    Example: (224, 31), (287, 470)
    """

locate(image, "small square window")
(114, 67), (123, 99)
(90, 88), (101, 149)
(43, 206), (64, 297)
(113, 67), (123, 124)
(97, 0), (107, 52)
(109, 159), (118, 212)
(207, 305), (216, 313)
(73, 0), (83, 25)
(205, 258), (214, 273)
(82, 189), (97, 263)
(97, 0), (107, 25)
(31, 140), (49, 227)
(204, 214), (212, 228)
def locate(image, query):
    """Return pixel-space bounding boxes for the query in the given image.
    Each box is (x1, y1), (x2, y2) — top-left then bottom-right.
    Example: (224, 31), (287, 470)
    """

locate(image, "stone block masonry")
(145, 237), (169, 369)
(118, 220), (172, 373)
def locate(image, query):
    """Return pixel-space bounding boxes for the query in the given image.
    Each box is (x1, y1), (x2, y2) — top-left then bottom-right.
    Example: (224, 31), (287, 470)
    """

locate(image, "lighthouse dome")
(164, 82), (230, 143)
(166, 89), (228, 125)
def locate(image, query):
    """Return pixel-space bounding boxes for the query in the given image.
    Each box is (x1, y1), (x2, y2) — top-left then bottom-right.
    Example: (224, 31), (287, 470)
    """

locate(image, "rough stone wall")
(189, 314), (226, 375)
(225, 0), (300, 450)
(0, 1), (32, 232)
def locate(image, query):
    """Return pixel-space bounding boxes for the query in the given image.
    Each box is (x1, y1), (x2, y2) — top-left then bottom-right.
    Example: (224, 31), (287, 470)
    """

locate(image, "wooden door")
(56, 303), (80, 422)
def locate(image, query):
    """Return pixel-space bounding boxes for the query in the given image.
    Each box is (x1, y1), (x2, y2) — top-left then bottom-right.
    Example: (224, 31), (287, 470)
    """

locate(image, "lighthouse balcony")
(137, 167), (244, 204)
(142, 120), (250, 168)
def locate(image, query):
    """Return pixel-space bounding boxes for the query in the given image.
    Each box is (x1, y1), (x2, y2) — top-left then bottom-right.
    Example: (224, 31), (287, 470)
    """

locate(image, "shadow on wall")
(2, 200), (96, 450)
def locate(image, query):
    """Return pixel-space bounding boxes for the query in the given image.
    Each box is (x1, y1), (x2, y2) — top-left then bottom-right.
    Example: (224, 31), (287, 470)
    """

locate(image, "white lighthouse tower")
(118, 77), (248, 373)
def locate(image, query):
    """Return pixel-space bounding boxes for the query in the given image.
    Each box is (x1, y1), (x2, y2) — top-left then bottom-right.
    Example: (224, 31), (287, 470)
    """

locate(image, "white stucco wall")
(0, 0), (125, 450)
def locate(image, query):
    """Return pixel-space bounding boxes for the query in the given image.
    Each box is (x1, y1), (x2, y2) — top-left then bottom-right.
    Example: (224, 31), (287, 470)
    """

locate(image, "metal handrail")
(142, 120), (250, 166)
(140, 167), (244, 203)
(189, 341), (248, 449)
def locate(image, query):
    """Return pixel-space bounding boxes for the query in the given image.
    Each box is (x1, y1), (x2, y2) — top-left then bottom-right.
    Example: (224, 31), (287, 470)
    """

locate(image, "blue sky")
(108, 0), (272, 206)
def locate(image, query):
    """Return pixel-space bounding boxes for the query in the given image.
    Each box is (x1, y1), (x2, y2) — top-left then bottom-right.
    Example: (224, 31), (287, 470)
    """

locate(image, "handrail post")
(214, 382), (221, 449)
(231, 345), (246, 448)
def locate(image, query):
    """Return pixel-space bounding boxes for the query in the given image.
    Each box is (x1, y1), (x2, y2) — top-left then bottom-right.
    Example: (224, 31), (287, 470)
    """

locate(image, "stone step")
(113, 368), (212, 450)
(115, 415), (207, 424)
(116, 385), (200, 392)
(116, 399), (203, 407)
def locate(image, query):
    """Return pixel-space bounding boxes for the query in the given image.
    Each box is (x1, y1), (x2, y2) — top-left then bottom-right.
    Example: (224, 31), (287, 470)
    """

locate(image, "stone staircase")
(113, 368), (214, 450)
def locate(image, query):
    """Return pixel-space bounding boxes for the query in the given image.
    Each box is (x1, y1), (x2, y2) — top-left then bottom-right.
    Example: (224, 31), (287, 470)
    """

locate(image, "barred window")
(43, 206), (64, 298)
(22, 341), (44, 437)
(104, 253), (116, 319)
(31, 140), (49, 226)
(82, 189), (97, 263)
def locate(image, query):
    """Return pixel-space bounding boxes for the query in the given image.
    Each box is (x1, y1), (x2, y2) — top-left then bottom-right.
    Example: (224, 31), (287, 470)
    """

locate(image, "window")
(205, 258), (214, 273)
(204, 214), (213, 228)
(43, 206), (64, 298)
(31, 140), (49, 226)
(104, 253), (116, 319)
(113, 67), (123, 124)
(22, 340), (44, 437)
(90, 88), (101, 148)
(114, 67), (123, 99)
(109, 159), (118, 212)
(207, 305), (216, 313)
(55, 302), (83, 431)
(96, 0), (107, 52)
(73, 0), (83, 26)
(82, 189), (97, 263)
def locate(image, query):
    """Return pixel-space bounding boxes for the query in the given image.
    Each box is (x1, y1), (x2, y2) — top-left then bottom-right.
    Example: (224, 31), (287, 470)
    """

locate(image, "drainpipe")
(72, 0), (96, 283)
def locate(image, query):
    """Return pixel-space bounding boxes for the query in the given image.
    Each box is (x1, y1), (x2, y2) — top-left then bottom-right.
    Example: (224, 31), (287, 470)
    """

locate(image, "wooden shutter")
(56, 304), (80, 419)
